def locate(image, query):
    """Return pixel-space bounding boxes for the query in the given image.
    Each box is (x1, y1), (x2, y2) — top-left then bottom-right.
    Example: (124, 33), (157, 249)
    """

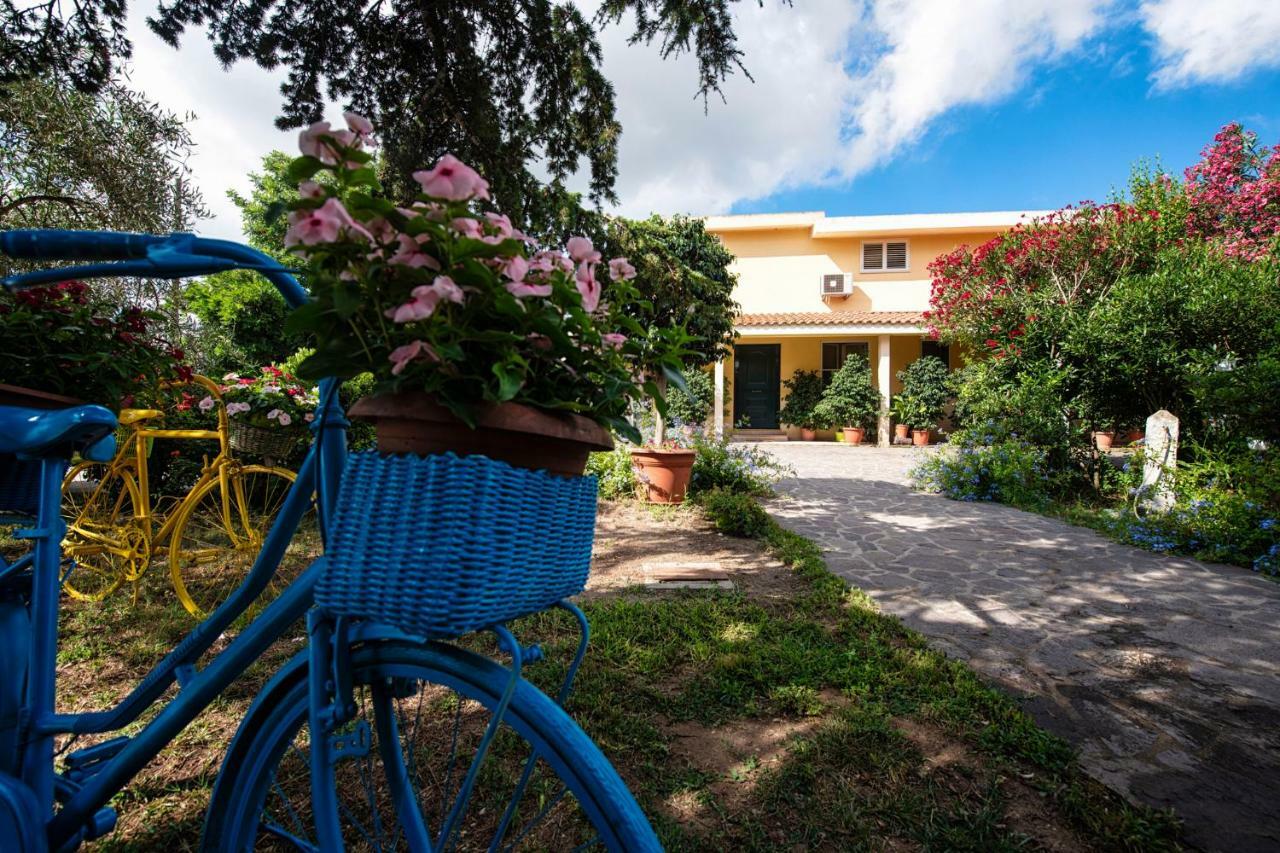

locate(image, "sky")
(121, 0), (1280, 240)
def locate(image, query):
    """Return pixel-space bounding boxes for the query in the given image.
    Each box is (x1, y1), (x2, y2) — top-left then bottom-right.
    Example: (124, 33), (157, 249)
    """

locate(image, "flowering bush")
(282, 114), (682, 443)
(0, 280), (188, 405)
(217, 366), (318, 430)
(1184, 123), (1280, 262)
(911, 439), (1052, 508)
(687, 429), (791, 498)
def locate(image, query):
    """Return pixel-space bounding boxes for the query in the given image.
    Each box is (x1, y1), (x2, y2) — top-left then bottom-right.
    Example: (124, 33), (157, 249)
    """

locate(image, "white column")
(713, 359), (725, 440)
(877, 334), (892, 447)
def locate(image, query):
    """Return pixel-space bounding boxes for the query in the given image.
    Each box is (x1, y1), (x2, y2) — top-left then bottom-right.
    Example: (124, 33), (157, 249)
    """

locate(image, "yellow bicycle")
(60, 375), (303, 618)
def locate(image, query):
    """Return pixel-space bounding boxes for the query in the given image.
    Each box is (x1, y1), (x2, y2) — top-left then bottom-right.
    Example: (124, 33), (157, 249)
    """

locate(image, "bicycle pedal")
(64, 736), (130, 783)
(328, 720), (371, 763)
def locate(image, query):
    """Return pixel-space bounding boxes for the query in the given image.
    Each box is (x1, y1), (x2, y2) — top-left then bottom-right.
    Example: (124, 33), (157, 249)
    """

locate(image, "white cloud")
(1140, 0), (1280, 89)
(123, 5), (295, 238)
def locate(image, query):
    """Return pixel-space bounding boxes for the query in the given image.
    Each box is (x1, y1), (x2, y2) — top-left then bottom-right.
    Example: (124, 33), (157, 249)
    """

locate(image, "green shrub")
(700, 488), (772, 538)
(585, 447), (637, 501)
(895, 355), (950, 430)
(911, 439), (1055, 508)
(666, 369), (715, 428)
(778, 369), (827, 430)
(688, 431), (790, 498)
(813, 354), (880, 429)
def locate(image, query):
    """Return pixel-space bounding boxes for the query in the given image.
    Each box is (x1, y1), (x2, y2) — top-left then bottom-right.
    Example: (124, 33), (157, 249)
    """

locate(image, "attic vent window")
(862, 240), (908, 272)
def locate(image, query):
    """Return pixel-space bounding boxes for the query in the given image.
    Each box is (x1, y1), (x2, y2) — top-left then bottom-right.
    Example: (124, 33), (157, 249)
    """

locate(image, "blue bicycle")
(0, 229), (661, 851)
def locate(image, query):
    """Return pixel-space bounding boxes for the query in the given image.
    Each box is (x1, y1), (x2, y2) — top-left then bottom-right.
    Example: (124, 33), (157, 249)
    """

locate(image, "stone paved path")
(755, 442), (1280, 853)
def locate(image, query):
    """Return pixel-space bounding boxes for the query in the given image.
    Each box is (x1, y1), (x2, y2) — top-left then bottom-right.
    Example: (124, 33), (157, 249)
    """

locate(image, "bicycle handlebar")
(0, 229), (161, 261)
(0, 229), (310, 309)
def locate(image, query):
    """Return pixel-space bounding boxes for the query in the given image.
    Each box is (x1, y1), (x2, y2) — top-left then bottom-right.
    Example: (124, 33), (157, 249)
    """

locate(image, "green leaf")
(492, 361), (524, 401)
(661, 363), (689, 394)
(286, 156), (324, 183)
(284, 301), (325, 336)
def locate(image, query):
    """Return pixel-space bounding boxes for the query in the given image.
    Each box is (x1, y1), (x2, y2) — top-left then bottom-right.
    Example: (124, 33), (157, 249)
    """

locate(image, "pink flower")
(608, 257), (636, 280)
(299, 181), (324, 199)
(484, 212), (514, 238)
(450, 217), (483, 238)
(304, 412), (315, 423)
(427, 276), (464, 305)
(412, 154), (491, 201)
(506, 281), (553, 298)
(298, 121), (357, 165)
(277, 412), (292, 426)
(198, 396), (215, 412)
(575, 262), (601, 313)
(602, 333), (627, 350)
(267, 408), (283, 421)
(388, 234), (441, 269)
(226, 402), (251, 416)
(344, 111), (374, 141)
(389, 340), (439, 375)
(385, 276), (464, 323)
(566, 236), (601, 264)
(285, 198), (360, 248)
(504, 256), (529, 282)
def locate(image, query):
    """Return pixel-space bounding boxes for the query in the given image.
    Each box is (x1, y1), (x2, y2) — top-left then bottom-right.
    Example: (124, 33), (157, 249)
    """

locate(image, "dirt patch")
(588, 501), (804, 607)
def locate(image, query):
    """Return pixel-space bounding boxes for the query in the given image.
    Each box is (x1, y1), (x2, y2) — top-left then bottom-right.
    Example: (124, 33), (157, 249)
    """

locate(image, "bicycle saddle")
(0, 405), (117, 462)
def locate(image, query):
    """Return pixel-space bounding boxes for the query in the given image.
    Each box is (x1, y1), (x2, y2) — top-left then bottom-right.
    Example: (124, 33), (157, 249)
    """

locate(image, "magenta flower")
(299, 181), (324, 199)
(389, 340), (439, 375)
(389, 234), (441, 269)
(602, 333), (626, 350)
(298, 121), (357, 165)
(412, 154), (491, 201)
(285, 198), (360, 247)
(608, 257), (636, 280)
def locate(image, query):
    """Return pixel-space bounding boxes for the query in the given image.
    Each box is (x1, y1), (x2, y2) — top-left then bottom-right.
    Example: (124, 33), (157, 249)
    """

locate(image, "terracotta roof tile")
(736, 311), (924, 327)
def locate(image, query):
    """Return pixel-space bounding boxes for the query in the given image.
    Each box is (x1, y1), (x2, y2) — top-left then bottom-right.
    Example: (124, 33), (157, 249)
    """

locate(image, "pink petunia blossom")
(389, 340), (439, 375)
(299, 181), (324, 199)
(566, 236), (601, 264)
(285, 198), (361, 248)
(450, 217), (483, 239)
(575, 262), (601, 313)
(298, 121), (357, 165)
(602, 333), (627, 350)
(412, 154), (491, 201)
(385, 276), (465, 323)
(344, 111), (375, 142)
(506, 281), (553, 298)
(388, 234), (441, 269)
(608, 257), (637, 281)
(198, 396), (215, 412)
(277, 412), (292, 426)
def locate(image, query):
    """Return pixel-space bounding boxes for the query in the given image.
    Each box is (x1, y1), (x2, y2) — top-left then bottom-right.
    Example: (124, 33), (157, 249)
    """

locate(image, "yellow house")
(703, 210), (1048, 445)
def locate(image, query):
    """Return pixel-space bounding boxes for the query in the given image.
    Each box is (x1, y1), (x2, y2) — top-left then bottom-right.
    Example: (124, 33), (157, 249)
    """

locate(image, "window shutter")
(885, 241), (908, 270)
(862, 242), (884, 270)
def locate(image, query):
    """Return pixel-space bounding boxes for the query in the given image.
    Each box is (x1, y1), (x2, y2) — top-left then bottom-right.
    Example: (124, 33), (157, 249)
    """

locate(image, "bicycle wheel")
(60, 462), (141, 601)
(168, 464), (302, 619)
(202, 640), (661, 851)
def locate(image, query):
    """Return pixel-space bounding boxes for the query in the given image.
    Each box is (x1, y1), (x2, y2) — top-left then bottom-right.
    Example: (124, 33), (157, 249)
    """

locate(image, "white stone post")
(713, 359), (725, 440)
(877, 334), (892, 447)
(1141, 410), (1179, 512)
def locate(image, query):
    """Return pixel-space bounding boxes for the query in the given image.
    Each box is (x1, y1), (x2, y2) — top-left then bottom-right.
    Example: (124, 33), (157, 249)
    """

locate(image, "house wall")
(713, 228), (1001, 315)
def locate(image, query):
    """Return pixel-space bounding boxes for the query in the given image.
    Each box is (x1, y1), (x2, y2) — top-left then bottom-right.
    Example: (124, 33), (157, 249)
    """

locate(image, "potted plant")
(1124, 424), (1145, 446)
(896, 356), (950, 446)
(217, 366), (319, 461)
(814, 354), (880, 446)
(1, 280), (187, 513)
(779, 369), (828, 440)
(891, 395), (933, 445)
(1093, 428), (1117, 451)
(284, 116), (670, 475)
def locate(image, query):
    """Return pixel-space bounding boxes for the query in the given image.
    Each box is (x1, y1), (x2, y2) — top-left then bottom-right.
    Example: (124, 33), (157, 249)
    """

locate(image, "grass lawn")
(35, 498), (1183, 851)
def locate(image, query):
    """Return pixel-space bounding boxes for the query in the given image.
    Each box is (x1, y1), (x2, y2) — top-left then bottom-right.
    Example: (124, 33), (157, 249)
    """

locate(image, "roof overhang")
(705, 210), (1053, 238)
(736, 324), (925, 337)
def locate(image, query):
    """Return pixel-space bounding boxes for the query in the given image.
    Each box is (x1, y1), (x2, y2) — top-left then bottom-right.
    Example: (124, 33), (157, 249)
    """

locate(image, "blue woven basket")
(0, 454), (42, 516)
(316, 451), (599, 639)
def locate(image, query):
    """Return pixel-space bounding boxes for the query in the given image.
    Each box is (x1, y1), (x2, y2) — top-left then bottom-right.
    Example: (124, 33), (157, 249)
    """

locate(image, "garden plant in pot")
(895, 355), (951, 446)
(813, 354), (880, 446)
(218, 366), (318, 463)
(283, 114), (693, 636)
(779, 369), (828, 440)
(0, 280), (186, 513)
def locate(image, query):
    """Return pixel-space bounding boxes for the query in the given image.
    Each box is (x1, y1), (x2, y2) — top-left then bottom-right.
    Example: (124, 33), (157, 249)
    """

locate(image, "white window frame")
(859, 239), (910, 273)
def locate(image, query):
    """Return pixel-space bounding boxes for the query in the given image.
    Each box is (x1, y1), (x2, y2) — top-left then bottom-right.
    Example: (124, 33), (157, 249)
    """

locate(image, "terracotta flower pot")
(844, 426), (865, 445)
(1125, 429), (1145, 445)
(630, 448), (697, 504)
(1093, 430), (1115, 452)
(894, 423), (910, 441)
(799, 428), (817, 441)
(348, 392), (613, 477)
(911, 429), (930, 447)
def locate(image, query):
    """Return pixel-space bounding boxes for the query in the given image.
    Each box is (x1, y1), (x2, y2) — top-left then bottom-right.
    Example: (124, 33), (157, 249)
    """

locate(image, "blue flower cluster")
(911, 438), (1050, 508)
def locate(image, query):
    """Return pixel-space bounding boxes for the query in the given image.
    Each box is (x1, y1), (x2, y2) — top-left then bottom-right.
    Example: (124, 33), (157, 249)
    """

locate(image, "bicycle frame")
(0, 230), (349, 849)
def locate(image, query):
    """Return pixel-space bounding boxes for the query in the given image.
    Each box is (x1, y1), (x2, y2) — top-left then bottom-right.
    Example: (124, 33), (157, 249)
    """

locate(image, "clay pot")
(844, 426), (865, 446)
(799, 428), (817, 441)
(1093, 430), (1115, 452)
(349, 392), (612, 477)
(894, 423), (910, 441)
(630, 449), (696, 504)
(1125, 429), (1145, 446)
(911, 429), (930, 447)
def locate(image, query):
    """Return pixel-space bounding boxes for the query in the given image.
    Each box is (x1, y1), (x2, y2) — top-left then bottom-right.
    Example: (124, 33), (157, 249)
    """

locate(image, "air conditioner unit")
(820, 272), (853, 297)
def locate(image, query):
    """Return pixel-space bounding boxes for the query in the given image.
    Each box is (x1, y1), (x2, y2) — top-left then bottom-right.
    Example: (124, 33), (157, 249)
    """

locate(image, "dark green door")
(734, 345), (780, 429)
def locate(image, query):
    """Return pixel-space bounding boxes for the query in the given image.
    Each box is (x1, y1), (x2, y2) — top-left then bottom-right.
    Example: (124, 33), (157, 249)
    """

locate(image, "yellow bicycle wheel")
(61, 462), (143, 601)
(169, 464), (305, 619)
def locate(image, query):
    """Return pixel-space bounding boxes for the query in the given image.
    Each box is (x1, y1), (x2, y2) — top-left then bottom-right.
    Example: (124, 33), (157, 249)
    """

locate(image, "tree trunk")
(651, 373), (668, 446)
